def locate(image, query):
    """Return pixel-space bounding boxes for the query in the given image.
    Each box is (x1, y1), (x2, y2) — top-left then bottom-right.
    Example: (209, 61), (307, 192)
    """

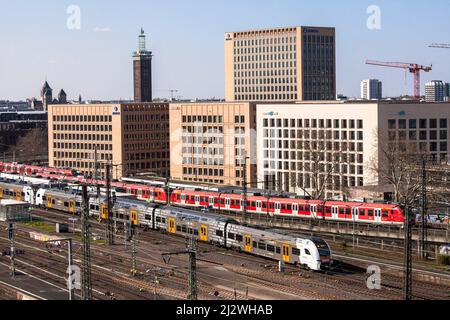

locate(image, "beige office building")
(257, 101), (450, 199)
(225, 26), (336, 102)
(169, 101), (257, 186)
(48, 103), (169, 180)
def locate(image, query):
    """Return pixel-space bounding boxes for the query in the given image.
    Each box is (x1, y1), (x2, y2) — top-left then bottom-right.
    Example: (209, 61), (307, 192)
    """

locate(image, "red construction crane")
(366, 60), (432, 99)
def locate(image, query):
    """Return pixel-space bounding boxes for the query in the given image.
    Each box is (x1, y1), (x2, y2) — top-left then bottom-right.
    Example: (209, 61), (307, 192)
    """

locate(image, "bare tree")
(7, 128), (48, 163)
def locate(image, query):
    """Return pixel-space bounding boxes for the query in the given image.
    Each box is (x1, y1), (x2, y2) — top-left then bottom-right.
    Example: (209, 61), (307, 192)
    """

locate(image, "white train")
(0, 181), (333, 271)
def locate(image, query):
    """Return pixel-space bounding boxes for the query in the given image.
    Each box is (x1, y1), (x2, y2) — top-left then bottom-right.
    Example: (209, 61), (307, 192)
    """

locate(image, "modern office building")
(169, 101), (257, 186)
(224, 26), (336, 102)
(133, 29), (153, 103)
(48, 102), (169, 180)
(425, 80), (445, 102)
(256, 101), (450, 199)
(360, 79), (382, 100)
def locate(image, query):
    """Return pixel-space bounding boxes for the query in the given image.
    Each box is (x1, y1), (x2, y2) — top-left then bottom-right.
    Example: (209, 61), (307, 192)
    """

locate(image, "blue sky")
(0, 0), (449, 101)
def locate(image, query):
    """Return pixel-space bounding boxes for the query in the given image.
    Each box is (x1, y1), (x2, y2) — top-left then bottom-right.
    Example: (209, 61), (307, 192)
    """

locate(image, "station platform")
(0, 262), (69, 300)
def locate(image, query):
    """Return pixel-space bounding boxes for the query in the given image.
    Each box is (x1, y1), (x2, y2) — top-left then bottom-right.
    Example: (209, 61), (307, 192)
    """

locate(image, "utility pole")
(94, 146), (100, 199)
(131, 224), (137, 276)
(8, 223), (15, 279)
(187, 234), (198, 300)
(242, 151), (249, 225)
(420, 158), (428, 259)
(166, 176), (171, 206)
(106, 163), (114, 246)
(81, 185), (92, 300)
(403, 205), (413, 300)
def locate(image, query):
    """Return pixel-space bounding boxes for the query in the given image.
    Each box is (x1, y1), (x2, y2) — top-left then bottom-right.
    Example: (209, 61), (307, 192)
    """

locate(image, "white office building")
(425, 80), (445, 102)
(256, 101), (450, 199)
(360, 79), (382, 100)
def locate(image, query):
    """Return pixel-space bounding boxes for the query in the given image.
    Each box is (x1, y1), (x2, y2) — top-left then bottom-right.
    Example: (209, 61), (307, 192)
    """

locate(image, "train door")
(101, 205), (108, 220)
(0, 187), (3, 199)
(244, 235), (252, 252)
(209, 197), (214, 208)
(292, 204), (298, 215)
(275, 202), (281, 215)
(375, 209), (382, 223)
(225, 198), (230, 210)
(16, 189), (22, 201)
(199, 225), (208, 242)
(311, 205), (317, 219)
(130, 210), (138, 226)
(69, 200), (75, 213)
(282, 244), (290, 263)
(168, 218), (176, 234)
(332, 206), (338, 220)
(180, 194), (186, 205)
(352, 208), (359, 222)
(195, 196), (200, 207)
(256, 201), (262, 213)
(47, 195), (52, 208)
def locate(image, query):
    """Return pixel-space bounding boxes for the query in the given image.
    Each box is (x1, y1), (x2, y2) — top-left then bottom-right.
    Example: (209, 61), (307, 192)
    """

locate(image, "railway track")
(6, 208), (448, 300)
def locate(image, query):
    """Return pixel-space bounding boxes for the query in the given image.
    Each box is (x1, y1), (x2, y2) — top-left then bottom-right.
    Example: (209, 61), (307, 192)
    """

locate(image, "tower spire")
(139, 28), (146, 52)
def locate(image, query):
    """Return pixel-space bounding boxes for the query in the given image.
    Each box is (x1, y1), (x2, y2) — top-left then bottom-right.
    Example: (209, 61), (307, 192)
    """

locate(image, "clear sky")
(0, 0), (449, 101)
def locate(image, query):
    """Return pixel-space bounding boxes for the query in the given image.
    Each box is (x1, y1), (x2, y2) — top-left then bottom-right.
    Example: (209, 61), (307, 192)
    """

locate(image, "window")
(216, 230), (223, 237)
(388, 120), (396, 129)
(292, 248), (301, 256)
(304, 249), (311, 255)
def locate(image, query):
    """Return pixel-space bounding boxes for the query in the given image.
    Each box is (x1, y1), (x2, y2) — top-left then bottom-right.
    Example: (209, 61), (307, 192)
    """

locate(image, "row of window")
(183, 167), (224, 177)
(236, 85), (297, 93)
(53, 142), (112, 151)
(264, 129), (364, 141)
(264, 161), (364, 174)
(182, 115), (224, 124)
(54, 151), (112, 161)
(263, 118), (364, 129)
(235, 52), (296, 62)
(124, 142), (169, 151)
(235, 77), (296, 86)
(234, 36), (297, 48)
(53, 133), (112, 142)
(123, 113), (168, 122)
(235, 94), (297, 101)
(388, 118), (448, 130)
(53, 124), (112, 132)
(235, 69), (296, 78)
(53, 115), (113, 123)
(388, 130), (448, 141)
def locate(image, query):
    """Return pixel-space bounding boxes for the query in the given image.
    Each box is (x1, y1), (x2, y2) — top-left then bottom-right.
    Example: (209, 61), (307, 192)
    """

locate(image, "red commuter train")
(0, 162), (405, 225)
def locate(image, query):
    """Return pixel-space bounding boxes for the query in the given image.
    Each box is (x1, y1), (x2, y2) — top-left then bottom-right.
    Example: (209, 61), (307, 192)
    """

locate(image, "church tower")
(41, 81), (53, 111)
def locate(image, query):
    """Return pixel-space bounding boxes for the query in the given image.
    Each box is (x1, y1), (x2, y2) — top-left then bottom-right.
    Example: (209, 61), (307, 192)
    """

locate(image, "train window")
(52, 200), (55, 204)
(200, 197), (204, 202)
(317, 206), (323, 213)
(162, 218), (166, 224)
(359, 209), (365, 216)
(145, 214), (152, 221)
(76, 202), (81, 207)
(326, 207), (331, 214)
(191, 196), (195, 201)
(258, 243), (266, 250)
(220, 199), (225, 204)
(177, 195), (181, 200)
(252, 241), (257, 248)
(156, 217), (161, 223)
(382, 210), (389, 217)
(235, 235), (243, 242)
(281, 204), (286, 210)
(305, 205), (310, 211)
(368, 210), (374, 217)
(276, 247), (281, 254)
(262, 203), (267, 209)
(177, 226), (182, 232)
(228, 233), (235, 240)
(346, 208), (351, 215)
(193, 229), (199, 236)
(305, 249), (311, 255)
(267, 245), (275, 252)
(299, 205), (304, 211)
(181, 226), (187, 233)
(339, 208), (344, 214)
(231, 200), (235, 205)
(214, 199), (218, 204)
(21, 192), (25, 197)
(187, 228), (193, 235)
(292, 248), (301, 256)
(42, 196), (47, 201)
(64, 202), (69, 207)
(270, 203), (274, 209)
(119, 214), (124, 220)
(216, 230), (223, 237)
(251, 202), (255, 207)
(287, 204), (292, 211)
(246, 201), (250, 207)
